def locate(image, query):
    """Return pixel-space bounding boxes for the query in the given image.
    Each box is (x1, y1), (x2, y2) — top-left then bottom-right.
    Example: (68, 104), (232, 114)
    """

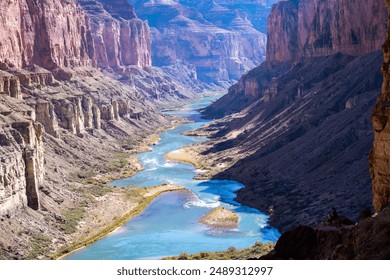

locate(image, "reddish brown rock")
(370, 0), (390, 213)
(267, 0), (387, 62)
(78, 0), (151, 69)
(0, 0), (95, 69)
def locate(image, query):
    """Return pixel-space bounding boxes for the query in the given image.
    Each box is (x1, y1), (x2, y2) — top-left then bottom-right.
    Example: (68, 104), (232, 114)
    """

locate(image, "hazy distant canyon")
(130, 0), (278, 85)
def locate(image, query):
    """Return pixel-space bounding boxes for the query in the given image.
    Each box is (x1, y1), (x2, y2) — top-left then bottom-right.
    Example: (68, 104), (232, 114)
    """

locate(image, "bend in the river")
(65, 96), (280, 260)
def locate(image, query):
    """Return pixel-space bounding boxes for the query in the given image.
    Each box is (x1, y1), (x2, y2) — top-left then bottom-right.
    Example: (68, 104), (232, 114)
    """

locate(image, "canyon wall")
(205, 0), (388, 117)
(370, 0), (390, 213)
(0, 0), (154, 73)
(195, 0), (388, 232)
(0, 96), (44, 216)
(130, 0), (269, 85)
(78, 0), (151, 69)
(0, 0), (94, 70)
(267, 0), (386, 62)
(0, 0), (168, 220)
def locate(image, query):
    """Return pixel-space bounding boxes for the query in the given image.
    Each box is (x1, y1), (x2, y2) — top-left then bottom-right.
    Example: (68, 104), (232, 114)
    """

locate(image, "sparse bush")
(25, 234), (52, 259)
(61, 208), (86, 234)
(163, 242), (274, 260)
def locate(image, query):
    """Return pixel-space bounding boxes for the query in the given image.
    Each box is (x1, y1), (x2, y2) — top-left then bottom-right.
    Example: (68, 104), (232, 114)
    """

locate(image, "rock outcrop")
(261, 207), (390, 260)
(370, 0), (390, 213)
(193, 0), (388, 232)
(0, 96), (44, 215)
(130, 0), (270, 85)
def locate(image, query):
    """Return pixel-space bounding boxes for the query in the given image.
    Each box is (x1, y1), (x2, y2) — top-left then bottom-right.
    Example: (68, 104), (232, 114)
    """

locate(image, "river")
(64, 95), (280, 260)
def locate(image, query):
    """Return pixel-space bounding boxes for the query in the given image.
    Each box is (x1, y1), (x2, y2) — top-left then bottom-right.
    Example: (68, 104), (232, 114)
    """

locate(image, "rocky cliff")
(192, 0), (388, 232)
(76, 0), (200, 102)
(78, 0), (151, 69)
(129, 0), (270, 85)
(0, 0), (94, 70)
(204, 0), (388, 117)
(0, 97), (43, 216)
(370, 0), (390, 214)
(267, 0), (386, 62)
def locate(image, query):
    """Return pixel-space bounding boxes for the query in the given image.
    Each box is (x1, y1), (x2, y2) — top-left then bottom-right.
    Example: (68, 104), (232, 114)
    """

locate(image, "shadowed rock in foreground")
(260, 207), (390, 260)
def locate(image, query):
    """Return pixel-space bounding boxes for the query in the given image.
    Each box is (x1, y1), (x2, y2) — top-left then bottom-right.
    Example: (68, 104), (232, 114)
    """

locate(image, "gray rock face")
(0, 96), (44, 215)
(130, 0), (271, 85)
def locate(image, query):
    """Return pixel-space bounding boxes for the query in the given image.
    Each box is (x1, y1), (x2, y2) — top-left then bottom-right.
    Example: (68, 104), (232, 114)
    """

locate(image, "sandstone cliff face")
(205, 0), (388, 116)
(0, 96), (44, 215)
(0, 0), (94, 70)
(370, 0), (390, 213)
(76, 0), (199, 102)
(78, 0), (151, 69)
(267, 0), (387, 62)
(0, 0), (154, 75)
(195, 0), (388, 232)
(130, 0), (268, 84)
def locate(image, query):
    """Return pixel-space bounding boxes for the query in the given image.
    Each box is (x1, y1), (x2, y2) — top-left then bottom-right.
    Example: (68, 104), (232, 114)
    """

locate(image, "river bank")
(50, 119), (192, 259)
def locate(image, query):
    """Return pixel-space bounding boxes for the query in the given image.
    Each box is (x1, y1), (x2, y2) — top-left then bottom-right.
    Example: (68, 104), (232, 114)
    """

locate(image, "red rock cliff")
(0, 0), (151, 71)
(0, 0), (95, 69)
(267, 0), (387, 62)
(370, 0), (390, 213)
(78, 0), (151, 69)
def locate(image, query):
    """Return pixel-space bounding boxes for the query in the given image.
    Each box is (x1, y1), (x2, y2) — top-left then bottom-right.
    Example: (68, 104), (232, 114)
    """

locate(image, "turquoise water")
(64, 96), (280, 260)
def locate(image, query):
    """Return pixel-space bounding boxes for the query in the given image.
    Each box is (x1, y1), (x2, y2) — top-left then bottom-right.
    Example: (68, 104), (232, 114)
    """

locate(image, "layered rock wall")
(0, 71), (22, 99)
(78, 0), (151, 69)
(0, 0), (94, 69)
(0, 101), (44, 215)
(267, 0), (387, 62)
(131, 0), (268, 84)
(0, 0), (152, 72)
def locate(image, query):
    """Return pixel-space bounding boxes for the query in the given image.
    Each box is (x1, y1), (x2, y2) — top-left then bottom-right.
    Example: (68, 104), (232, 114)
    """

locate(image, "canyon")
(190, 0), (389, 237)
(1, 0), (389, 260)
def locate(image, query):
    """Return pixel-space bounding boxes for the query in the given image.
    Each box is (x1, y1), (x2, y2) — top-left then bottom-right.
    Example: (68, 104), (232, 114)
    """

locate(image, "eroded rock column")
(370, 0), (390, 213)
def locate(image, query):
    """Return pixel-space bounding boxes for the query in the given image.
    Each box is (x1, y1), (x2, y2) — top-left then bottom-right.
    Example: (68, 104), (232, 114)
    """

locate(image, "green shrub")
(25, 234), (52, 259)
(61, 208), (86, 234)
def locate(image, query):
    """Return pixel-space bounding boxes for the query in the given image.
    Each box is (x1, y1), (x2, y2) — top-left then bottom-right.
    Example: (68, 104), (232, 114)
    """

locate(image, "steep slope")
(189, 0), (388, 232)
(129, 0), (270, 85)
(261, 17), (390, 257)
